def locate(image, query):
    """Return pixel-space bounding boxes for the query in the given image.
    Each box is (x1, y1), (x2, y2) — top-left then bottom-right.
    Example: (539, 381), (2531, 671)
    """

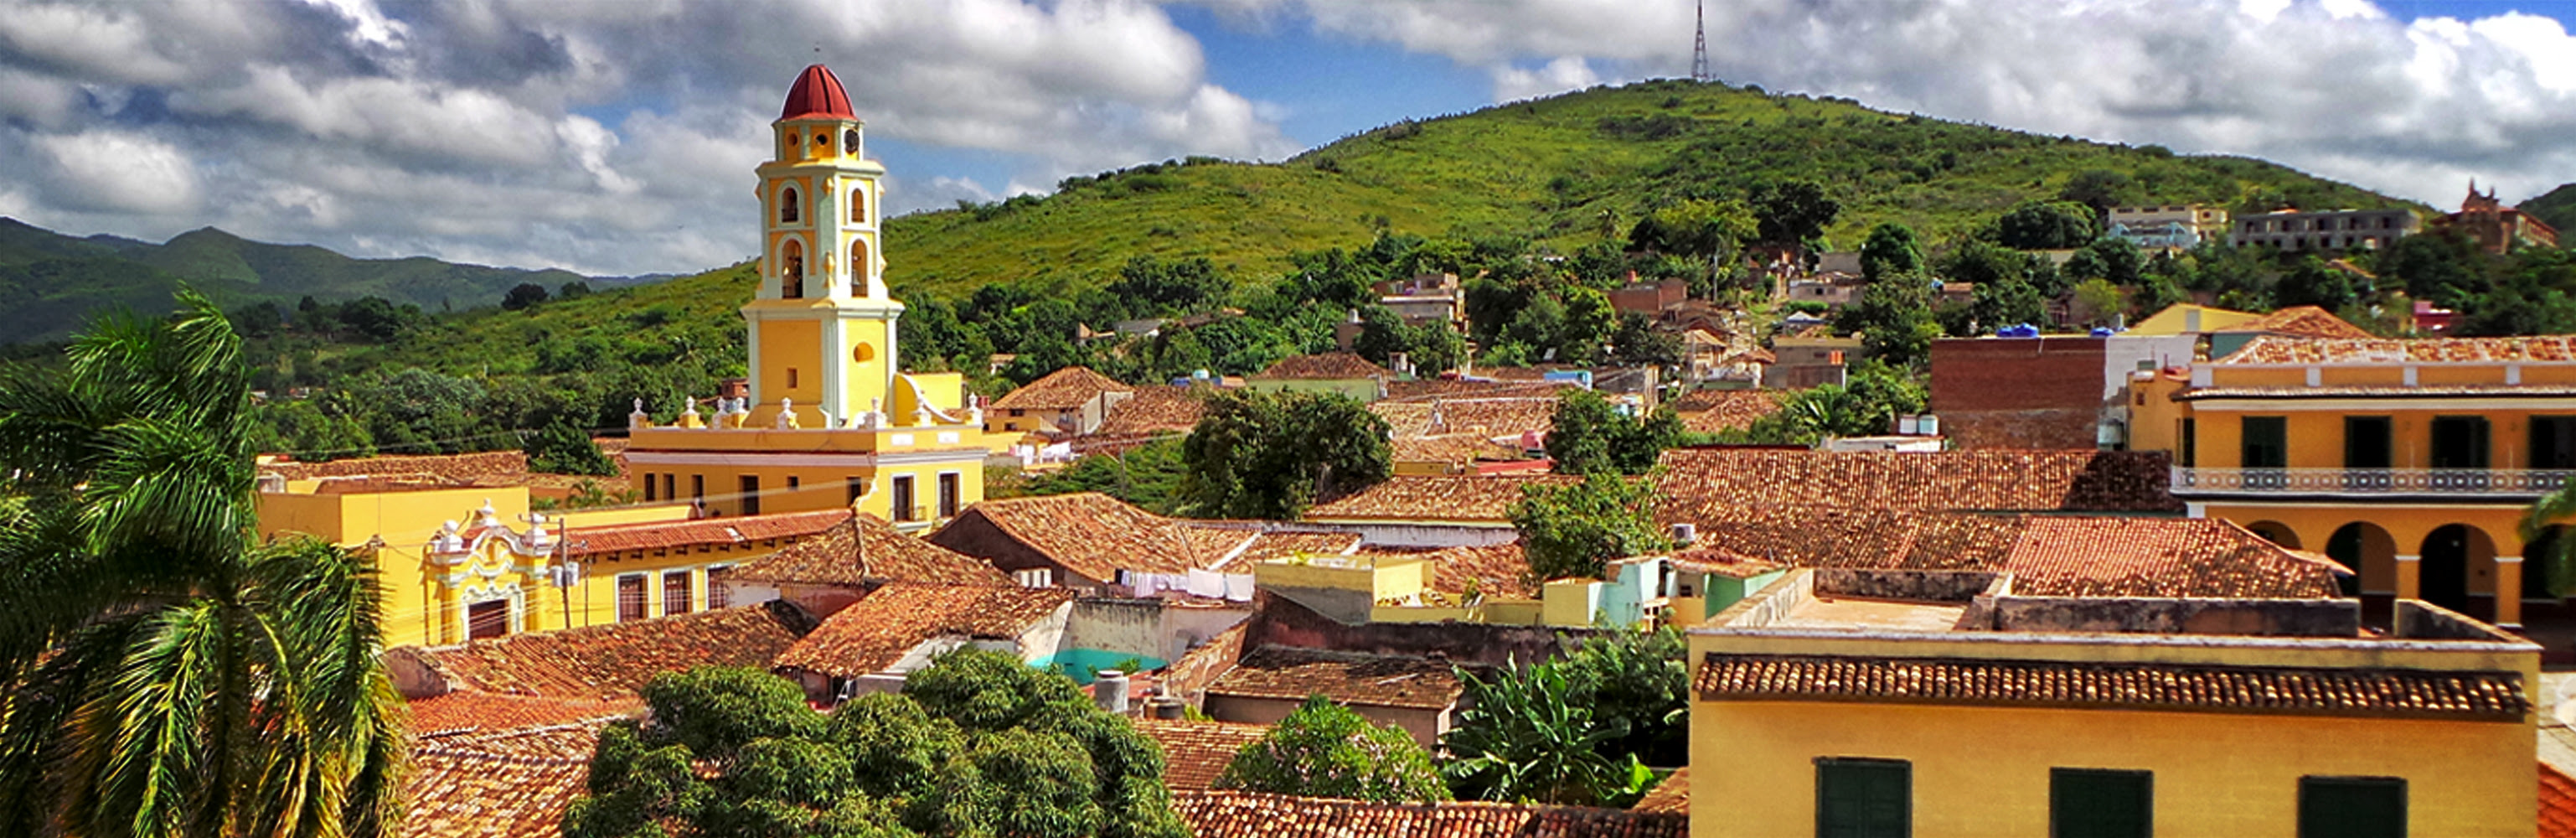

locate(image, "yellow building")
(256, 476), (834, 647)
(1688, 567), (2539, 838)
(624, 64), (987, 530)
(2129, 334), (2576, 627)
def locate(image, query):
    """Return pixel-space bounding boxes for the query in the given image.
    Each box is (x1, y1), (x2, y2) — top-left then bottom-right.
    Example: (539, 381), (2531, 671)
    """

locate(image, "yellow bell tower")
(745, 63), (896, 428)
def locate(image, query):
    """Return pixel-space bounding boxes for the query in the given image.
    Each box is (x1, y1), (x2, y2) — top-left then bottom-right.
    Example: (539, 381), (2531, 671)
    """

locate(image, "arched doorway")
(2245, 520), (2302, 550)
(849, 240), (870, 296)
(2419, 524), (2493, 616)
(2326, 522), (2396, 597)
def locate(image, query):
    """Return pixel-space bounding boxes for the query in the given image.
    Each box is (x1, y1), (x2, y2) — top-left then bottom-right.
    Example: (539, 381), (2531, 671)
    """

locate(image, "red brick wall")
(1930, 337), (2108, 414)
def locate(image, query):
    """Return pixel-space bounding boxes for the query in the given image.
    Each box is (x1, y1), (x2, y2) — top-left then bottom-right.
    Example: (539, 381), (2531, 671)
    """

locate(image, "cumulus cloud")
(1226, 0), (2576, 207)
(0, 0), (1294, 275)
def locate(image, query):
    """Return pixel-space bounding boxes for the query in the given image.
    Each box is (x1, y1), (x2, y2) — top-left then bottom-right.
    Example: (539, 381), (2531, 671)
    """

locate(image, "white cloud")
(29, 130), (201, 214)
(1493, 56), (1602, 102)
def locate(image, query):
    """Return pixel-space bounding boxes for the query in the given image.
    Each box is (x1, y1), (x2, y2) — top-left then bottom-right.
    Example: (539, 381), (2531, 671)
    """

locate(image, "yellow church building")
(623, 64), (989, 530)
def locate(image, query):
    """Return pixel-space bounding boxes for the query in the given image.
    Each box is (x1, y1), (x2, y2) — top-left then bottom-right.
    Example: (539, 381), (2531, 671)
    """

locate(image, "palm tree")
(2522, 484), (2576, 600)
(0, 292), (405, 837)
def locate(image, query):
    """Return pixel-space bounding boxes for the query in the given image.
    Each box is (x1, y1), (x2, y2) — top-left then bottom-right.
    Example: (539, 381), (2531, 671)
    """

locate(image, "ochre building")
(624, 65), (987, 530)
(2130, 334), (2576, 627)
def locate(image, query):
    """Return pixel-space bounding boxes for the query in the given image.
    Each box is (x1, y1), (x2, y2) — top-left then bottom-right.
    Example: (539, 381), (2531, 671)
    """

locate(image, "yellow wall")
(627, 453), (983, 528)
(1691, 700), (2532, 838)
(756, 316), (823, 409)
(402, 530), (789, 647)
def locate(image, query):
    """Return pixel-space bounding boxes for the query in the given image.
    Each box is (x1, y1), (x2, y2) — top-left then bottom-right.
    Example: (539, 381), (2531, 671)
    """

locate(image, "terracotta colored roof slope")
(2543, 763), (2576, 838)
(1679, 508), (2337, 599)
(2217, 334), (2576, 365)
(406, 719), (607, 838)
(1173, 790), (1687, 838)
(1206, 646), (1465, 710)
(1675, 391), (1782, 434)
(1090, 385), (1207, 436)
(1131, 718), (1270, 790)
(1696, 654), (2529, 721)
(396, 603), (813, 701)
(1354, 542), (1536, 599)
(772, 583), (1073, 677)
(1631, 768), (1690, 815)
(1383, 380), (1572, 402)
(1421, 397), (1557, 437)
(1391, 433), (1525, 466)
(728, 512), (1008, 587)
(1304, 474), (1576, 524)
(565, 509), (849, 557)
(1257, 352), (1390, 380)
(2221, 305), (2375, 339)
(942, 493), (1216, 579)
(261, 450), (529, 481)
(405, 691), (632, 736)
(993, 366), (1133, 410)
(1655, 448), (2181, 515)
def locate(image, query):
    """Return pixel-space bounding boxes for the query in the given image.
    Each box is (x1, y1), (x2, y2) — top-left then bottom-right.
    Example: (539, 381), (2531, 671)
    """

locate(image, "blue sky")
(1, 0), (2572, 276)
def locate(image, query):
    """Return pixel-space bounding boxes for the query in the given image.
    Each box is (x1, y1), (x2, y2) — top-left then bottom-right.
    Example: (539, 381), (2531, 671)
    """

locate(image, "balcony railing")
(2171, 467), (2576, 499)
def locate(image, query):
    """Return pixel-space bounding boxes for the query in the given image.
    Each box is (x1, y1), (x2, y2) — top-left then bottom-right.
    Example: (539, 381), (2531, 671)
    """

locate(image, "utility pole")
(1691, 0), (1711, 83)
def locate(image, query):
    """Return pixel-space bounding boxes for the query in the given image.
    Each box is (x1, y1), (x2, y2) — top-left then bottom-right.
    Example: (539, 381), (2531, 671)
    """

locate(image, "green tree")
(1749, 180), (1840, 249)
(1969, 277), (2047, 334)
(2068, 277), (2128, 328)
(1215, 696), (1448, 803)
(1441, 660), (1655, 807)
(1006, 437), (1190, 515)
(2274, 256), (2358, 310)
(1180, 389), (1392, 519)
(1559, 627), (1691, 767)
(2523, 484), (2576, 597)
(1510, 475), (1671, 582)
(502, 282), (551, 310)
(1543, 390), (1682, 476)
(565, 654), (1186, 838)
(1835, 278), (1941, 368)
(1740, 361), (1928, 444)
(526, 421), (617, 476)
(1609, 312), (1684, 367)
(2057, 168), (2134, 216)
(0, 292), (406, 837)
(1857, 222), (1926, 282)
(1995, 200), (2099, 250)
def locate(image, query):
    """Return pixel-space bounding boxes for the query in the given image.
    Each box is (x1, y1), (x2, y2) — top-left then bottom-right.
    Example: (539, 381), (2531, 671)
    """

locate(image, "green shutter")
(2299, 776), (2405, 838)
(2052, 768), (2151, 838)
(1816, 758), (1909, 838)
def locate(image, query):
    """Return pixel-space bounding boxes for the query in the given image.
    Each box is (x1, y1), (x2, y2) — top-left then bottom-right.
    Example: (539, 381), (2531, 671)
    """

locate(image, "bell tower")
(744, 63), (900, 427)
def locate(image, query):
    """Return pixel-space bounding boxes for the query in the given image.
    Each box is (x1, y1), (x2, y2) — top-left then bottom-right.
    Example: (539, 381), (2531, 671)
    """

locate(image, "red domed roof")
(780, 64), (854, 121)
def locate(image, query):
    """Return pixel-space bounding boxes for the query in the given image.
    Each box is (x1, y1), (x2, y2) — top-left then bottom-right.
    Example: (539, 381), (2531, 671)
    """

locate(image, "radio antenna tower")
(1690, 0), (1711, 82)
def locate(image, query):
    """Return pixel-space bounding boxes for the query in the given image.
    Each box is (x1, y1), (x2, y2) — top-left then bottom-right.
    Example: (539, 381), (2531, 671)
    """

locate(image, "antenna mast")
(1691, 0), (1711, 82)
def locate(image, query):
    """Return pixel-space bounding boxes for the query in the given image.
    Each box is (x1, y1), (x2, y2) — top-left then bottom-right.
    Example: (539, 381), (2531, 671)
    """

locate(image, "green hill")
(2522, 183), (2576, 235)
(877, 78), (2412, 298)
(0, 218), (593, 344)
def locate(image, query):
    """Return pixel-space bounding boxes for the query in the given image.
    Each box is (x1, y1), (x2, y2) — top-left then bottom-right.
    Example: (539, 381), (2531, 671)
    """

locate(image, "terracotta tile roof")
(1674, 391), (1781, 434)
(2543, 762), (2576, 838)
(2217, 334), (2576, 365)
(405, 720), (606, 838)
(1257, 352), (1391, 380)
(1425, 543), (1536, 599)
(2176, 384), (2576, 400)
(944, 493), (1233, 580)
(1631, 768), (1690, 815)
(772, 583), (1074, 677)
(1090, 385), (1207, 436)
(1664, 546), (1785, 579)
(726, 512), (1009, 587)
(1421, 397), (1557, 438)
(2219, 305), (2376, 339)
(1655, 449), (2181, 515)
(1303, 474), (1577, 524)
(1383, 380), (1572, 402)
(405, 691), (632, 736)
(1206, 646), (1466, 710)
(1391, 433), (1527, 466)
(262, 450), (531, 481)
(396, 603), (812, 701)
(1172, 789), (1688, 838)
(1370, 401), (1438, 437)
(1130, 718), (1270, 790)
(1675, 508), (2338, 599)
(564, 509), (849, 557)
(992, 365), (1133, 410)
(1696, 653), (2531, 721)
(1226, 530), (1363, 566)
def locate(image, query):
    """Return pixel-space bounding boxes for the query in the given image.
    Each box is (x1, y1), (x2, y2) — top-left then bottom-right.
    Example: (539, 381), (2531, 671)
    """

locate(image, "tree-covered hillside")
(878, 78), (2409, 299)
(2524, 183), (2576, 235)
(0, 218), (590, 343)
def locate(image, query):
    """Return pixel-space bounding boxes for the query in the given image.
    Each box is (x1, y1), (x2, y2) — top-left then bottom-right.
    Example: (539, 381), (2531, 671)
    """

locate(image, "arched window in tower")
(844, 129), (859, 155)
(849, 240), (870, 296)
(781, 240), (805, 298)
(849, 188), (866, 225)
(780, 187), (801, 225)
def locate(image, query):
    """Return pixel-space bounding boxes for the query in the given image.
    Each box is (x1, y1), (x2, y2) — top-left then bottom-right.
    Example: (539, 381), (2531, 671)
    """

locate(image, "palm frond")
(82, 600), (229, 838)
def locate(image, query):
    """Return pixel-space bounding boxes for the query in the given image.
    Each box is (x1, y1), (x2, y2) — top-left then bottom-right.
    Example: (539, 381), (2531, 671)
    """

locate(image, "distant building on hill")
(2434, 180), (2560, 254)
(2230, 208), (2418, 251)
(2107, 204), (2229, 249)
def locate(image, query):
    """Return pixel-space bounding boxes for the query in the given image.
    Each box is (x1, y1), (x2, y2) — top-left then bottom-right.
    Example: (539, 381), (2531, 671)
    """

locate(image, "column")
(2394, 554), (2421, 600)
(2494, 555), (2523, 627)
